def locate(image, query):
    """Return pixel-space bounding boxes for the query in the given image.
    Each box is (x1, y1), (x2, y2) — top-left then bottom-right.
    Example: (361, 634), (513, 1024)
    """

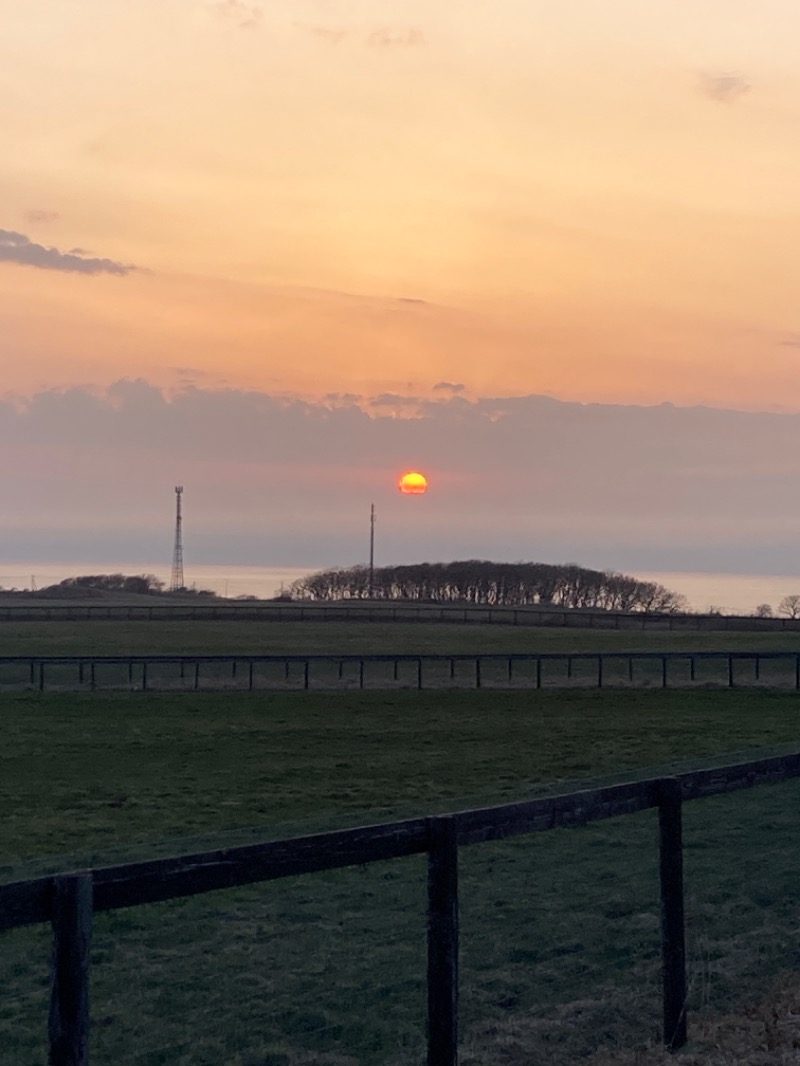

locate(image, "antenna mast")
(170, 485), (185, 592)
(368, 503), (375, 598)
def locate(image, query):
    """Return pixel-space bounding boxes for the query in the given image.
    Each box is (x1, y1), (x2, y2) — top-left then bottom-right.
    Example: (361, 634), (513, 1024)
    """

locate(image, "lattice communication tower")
(170, 485), (185, 592)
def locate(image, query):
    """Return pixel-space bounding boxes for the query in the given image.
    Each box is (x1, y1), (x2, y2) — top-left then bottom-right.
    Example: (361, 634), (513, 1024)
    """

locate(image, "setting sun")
(398, 471), (428, 495)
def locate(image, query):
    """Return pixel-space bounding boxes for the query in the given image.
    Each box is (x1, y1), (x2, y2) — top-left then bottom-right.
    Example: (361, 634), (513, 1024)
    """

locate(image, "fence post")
(427, 817), (459, 1066)
(49, 873), (93, 1066)
(657, 778), (688, 1051)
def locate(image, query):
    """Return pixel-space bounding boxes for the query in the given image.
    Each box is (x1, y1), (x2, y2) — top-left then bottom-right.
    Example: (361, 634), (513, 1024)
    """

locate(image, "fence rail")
(1, 600), (800, 631)
(4, 649), (800, 692)
(4, 749), (800, 1064)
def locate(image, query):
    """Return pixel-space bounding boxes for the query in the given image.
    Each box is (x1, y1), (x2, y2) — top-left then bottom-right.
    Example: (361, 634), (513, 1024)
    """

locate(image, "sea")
(2, 563), (800, 617)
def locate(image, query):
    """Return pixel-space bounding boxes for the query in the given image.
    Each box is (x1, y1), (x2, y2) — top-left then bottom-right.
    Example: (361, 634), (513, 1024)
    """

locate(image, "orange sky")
(4, 0), (800, 408)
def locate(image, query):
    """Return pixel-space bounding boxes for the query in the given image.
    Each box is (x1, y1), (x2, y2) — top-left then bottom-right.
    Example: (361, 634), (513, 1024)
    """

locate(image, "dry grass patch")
(584, 973), (800, 1066)
(455, 973), (800, 1066)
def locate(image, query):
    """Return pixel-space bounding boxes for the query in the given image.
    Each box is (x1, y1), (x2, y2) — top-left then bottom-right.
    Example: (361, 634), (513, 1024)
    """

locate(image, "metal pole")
(368, 503), (375, 599)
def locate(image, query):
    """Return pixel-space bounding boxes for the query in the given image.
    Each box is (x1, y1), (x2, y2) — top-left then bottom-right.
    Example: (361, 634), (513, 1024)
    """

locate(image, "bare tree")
(778, 594), (800, 619)
(754, 603), (773, 618)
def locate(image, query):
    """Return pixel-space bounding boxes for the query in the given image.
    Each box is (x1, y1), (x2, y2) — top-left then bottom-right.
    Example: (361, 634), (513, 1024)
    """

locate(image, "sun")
(398, 471), (428, 494)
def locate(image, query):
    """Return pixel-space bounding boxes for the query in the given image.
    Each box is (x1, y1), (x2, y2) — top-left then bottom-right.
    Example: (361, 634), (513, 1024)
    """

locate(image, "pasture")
(3, 616), (800, 659)
(5, 687), (800, 1063)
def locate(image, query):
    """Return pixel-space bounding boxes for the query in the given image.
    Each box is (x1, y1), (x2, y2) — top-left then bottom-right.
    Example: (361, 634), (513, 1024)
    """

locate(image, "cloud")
(433, 382), (465, 393)
(299, 24), (424, 47)
(5, 381), (800, 570)
(780, 333), (800, 349)
(698, 71), (751, 104)
(304, 25), (349, 44)
(0, 230), (136, 276)
(367, 27), (424, 48)
(25, 209), (60, 225)
(170, 366), (213, 378)
(211, 0), (262, 29)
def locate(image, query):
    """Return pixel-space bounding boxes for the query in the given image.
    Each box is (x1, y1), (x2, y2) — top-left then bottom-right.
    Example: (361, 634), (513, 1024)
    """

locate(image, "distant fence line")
(1, 601), (800, 631)
(5, 650), (800, 693)
(4, 748), (800, 1064)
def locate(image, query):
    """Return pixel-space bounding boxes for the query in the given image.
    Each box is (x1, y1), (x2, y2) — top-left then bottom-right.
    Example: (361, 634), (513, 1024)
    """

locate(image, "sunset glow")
(398, 472), (428, 495)
(3, 1), (800, 409)
(5, 2), (800, 573)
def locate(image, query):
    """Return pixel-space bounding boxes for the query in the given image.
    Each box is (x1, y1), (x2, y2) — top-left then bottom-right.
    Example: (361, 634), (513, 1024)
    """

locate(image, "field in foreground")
(4, 689), (800, 1064)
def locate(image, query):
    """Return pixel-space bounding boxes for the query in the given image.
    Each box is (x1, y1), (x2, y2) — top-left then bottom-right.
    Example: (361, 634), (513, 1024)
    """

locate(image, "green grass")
(4, 688), (800, 869)
(5, 689), (800, 1064)
(3, 618), (800, 658)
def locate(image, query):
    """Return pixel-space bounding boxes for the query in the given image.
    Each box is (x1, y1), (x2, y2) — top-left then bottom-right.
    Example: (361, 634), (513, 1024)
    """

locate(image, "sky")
(4, 0), (800, 574)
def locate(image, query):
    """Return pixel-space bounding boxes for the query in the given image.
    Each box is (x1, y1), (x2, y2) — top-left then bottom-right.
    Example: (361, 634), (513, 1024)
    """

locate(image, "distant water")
(2, 563), (799, 617)
(634, 572), (800, 617)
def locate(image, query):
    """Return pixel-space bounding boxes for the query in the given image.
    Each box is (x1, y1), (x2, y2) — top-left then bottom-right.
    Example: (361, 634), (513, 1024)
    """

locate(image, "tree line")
(290, 561), (688, 613)
(32, 575), (217, 597)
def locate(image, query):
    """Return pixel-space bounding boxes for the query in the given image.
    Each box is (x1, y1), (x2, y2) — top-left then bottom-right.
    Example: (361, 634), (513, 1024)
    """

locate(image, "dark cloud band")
(0, 230), (135, 276)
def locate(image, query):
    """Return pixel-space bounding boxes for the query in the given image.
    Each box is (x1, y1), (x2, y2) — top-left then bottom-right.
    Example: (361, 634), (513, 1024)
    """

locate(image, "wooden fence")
(5, 649), (800, 692)
(4, 749), (800, 1065)
(1, 600), (799, 631)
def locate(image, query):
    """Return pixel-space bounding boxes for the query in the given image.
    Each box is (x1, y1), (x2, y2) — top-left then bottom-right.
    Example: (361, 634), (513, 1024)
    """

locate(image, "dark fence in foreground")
(2, 600), (800, 631)
(6, 649), (800, 692)
(4, 749), (800, 1065)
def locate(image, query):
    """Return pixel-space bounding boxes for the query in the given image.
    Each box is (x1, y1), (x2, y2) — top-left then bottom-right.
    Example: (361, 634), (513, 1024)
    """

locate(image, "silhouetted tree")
(290, 561), (686, 613)
(778, 594), (800, 619)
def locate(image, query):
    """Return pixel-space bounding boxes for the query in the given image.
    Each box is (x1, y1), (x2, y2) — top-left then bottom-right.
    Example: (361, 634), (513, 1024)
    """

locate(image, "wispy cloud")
(299, 24), (424, 48)
(433, 382), (465, 393)
(0, 230), (136, 276)
(698, 71), (751, 104)
(211, 0), (262, 29)
(25, 209), (60, 225)
(367, 27), (424, 48)
(305, 25), (348, 44)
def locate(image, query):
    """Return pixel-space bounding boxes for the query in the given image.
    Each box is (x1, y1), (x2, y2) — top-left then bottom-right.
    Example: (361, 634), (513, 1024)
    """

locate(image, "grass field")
(3, 618), (800, 658)
(5, 688), (800, 1064)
